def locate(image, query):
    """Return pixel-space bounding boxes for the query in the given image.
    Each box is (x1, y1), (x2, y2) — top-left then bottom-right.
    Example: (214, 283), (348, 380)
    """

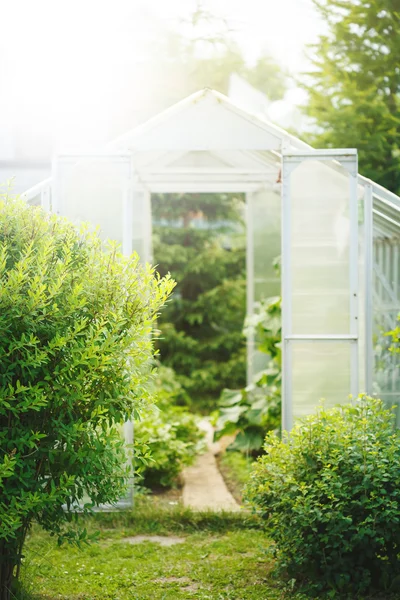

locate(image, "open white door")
(281, 149), (360, 431)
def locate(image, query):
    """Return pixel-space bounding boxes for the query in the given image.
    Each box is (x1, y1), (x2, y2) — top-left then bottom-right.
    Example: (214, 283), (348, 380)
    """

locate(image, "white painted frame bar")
(286, 334), (358, 341)
(245, 191), (255, 384)
(281, 152), (292, 431)
(348, 160), (359, 398)
(281, 149), (359, 432)
(364, 183), (374, 395)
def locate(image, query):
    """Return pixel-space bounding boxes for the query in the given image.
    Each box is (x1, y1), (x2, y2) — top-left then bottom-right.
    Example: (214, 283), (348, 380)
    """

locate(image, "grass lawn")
(18, 496), (400, 600)
(18, 497), (298, 600)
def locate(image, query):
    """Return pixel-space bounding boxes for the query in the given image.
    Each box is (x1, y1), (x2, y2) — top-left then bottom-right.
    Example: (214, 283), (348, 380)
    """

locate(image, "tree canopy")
(304, 0), (400, 194)
(150, 4), (287, 107)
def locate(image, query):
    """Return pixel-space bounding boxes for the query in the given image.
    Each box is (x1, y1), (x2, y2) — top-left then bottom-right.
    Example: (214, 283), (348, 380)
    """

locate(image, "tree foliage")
(152, 4), (287, 105)
(304, 0), (400, 194)
(153, 193), (246, 410)
(0, 196), (173, 599)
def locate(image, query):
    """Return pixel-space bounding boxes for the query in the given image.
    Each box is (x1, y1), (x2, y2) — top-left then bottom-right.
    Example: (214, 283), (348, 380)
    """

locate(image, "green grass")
(217, 451), (254, 503)
(18, 497), (400, 600)
(89, 494), (260, 534)
(17, 498), (293, 600)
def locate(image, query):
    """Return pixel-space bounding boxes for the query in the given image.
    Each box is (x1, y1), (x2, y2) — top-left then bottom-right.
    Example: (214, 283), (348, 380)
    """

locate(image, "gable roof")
(109, 88), (309, 153)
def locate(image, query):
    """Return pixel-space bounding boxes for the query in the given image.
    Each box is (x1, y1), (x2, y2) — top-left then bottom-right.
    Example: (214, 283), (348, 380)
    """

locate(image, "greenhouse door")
(281, 149), (360, 431)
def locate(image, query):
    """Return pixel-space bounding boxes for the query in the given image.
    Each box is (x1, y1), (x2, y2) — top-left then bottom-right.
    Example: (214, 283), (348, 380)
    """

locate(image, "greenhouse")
(22, 88), (400, 431)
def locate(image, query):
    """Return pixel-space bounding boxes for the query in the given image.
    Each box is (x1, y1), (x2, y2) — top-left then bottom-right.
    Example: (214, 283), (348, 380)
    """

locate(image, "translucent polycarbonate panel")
(292, 342), (352, 420)
(246, 186), (281, 382)
(26, 194), (41, 207)
(56, 157), (130, 246)
(132, 190), (153, 263)
(252, 187), (281, 301)
(290, 160), (352, 335)
(372, 233), (400, 411)
(23, 183), (52, 211)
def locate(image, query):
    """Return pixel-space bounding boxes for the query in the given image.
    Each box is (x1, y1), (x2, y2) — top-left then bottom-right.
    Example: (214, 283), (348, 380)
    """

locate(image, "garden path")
(182, 420), (241, 511)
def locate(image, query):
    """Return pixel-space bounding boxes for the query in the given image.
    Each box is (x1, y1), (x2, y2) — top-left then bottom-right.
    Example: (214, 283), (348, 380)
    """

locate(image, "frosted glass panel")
(56, 157), (130, 246)
(292, 342), (352, 420)
(372, 232), (400, 411)
(247, 186), (281, 382)
(132, 190), (151, 262)
(290, 161), (351, 334)
(252, 187), (281, 301)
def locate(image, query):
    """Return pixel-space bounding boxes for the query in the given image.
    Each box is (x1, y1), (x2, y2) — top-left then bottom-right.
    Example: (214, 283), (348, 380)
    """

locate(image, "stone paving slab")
(121, 535), (185, 546)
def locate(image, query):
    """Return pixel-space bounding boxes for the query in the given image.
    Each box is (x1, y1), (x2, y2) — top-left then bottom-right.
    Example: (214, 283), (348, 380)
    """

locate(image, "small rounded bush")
(245, 396), (400, 596)
(135, 406), (204, 488)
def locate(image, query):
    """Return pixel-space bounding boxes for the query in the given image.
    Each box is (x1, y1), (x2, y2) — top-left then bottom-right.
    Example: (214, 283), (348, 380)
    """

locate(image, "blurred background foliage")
(152, 193), (247, 411)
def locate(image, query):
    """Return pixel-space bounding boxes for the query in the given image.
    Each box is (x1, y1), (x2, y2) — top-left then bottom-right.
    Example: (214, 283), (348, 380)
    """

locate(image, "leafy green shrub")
(214, 296), (281, 454)
(246, 396), (400, 597)
(0, 196), (173, 599)
(134, 366), (205, 488)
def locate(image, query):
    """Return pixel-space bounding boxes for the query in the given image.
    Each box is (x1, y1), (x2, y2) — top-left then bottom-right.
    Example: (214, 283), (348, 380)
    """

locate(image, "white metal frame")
(363, 183), (374, 395)
(245, 191), (255, 384)
(281, 149), (360, 431)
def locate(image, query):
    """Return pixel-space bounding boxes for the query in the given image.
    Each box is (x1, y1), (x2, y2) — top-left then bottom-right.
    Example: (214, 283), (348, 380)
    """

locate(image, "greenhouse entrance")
(23, 88), (400, 431)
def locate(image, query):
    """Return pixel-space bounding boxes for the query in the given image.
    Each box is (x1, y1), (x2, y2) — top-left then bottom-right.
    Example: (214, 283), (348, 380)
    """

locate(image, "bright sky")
(153, 0), (321, 71)
(0, 0), (322, 154)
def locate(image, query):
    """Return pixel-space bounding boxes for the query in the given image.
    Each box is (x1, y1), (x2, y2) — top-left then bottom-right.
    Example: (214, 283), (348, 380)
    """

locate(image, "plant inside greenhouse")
(214, 293), (281, 454)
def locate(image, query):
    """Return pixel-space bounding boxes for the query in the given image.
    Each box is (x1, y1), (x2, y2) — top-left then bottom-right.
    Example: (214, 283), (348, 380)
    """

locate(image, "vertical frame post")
(51, 157), (60, 215)
(364, 183), (374, 395)
(122, 170), (133, 256)
(349, 169), (359, 397)
(281, 159), (293, 432)
(246, 191), (255, 385)
(122, 156), (134, 506)
(143, 189), (152, 264)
